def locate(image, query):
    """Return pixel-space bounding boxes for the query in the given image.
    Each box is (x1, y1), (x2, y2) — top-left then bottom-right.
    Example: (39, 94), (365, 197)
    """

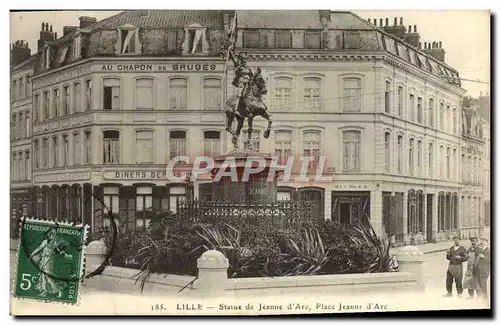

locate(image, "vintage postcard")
(9, 8), (491, 316)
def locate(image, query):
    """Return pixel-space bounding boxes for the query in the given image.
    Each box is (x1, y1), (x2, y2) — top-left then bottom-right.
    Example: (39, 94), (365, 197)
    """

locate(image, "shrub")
(91, 211), (397, 288)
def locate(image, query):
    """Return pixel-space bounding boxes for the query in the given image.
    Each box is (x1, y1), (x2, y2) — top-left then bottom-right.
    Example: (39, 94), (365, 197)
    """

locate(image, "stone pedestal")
(394, 245), (425, 290)
(210, 151), (282, 204)
(85, 239), (108, 275)
(194, 250), (229, 295)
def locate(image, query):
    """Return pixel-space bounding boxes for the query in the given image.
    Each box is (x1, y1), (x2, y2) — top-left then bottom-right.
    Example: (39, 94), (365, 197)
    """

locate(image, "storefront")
(10, 187), (33, 239)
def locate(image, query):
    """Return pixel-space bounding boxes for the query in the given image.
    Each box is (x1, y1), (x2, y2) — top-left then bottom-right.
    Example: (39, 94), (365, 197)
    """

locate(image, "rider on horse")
(230, 51), (254, 118)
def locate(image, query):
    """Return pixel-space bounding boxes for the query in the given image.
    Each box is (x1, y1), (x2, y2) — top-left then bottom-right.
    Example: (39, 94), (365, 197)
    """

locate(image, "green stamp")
(13, 218), (89, 305)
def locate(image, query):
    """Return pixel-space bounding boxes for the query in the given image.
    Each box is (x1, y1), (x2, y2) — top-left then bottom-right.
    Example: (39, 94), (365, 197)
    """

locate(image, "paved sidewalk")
(391, 239), (472, 255)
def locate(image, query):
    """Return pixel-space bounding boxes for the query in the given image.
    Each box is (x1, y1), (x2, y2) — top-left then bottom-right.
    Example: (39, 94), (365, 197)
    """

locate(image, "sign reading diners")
(103, 170), (186, 180)
(100, 63), (220, 72)
(34, 171), (91, 183)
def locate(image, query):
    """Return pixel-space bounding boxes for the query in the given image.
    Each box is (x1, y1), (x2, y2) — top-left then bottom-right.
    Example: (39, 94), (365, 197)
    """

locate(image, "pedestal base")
(210, 151), (282, 205)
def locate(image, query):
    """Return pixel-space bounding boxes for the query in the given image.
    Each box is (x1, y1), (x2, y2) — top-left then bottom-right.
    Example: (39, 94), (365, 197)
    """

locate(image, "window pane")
(170, 78), (187, 110)
(135, 78), (154, 109)
(203, 78), (222, 110)
(136, 131), (153, 163)
(343, 78), (361, 112)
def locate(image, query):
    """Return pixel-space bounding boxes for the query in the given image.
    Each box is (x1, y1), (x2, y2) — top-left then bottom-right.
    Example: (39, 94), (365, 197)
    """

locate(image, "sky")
(9, 10), (490, 97)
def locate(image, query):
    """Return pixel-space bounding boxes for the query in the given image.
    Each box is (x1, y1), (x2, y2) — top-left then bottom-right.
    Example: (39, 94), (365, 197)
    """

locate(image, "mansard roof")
(90, 10), (229, 30)
(11, 55), (35, 72)
(236, 10), (325, 29)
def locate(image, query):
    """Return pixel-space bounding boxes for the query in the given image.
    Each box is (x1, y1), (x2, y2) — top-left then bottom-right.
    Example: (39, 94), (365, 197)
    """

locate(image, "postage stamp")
(13, 218), (89, 305)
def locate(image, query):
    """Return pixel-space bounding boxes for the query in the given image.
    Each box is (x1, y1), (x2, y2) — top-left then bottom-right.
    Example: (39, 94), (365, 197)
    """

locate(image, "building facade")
(10, 41), (34, 238)
(460, 94), (490, 239)
(18, 10), (468, 245)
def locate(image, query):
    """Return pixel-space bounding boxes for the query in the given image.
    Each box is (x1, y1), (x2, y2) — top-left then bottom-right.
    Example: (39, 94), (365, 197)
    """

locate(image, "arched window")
(275, 130), (292, 165)
(103, 130), (120, 164)
(275, 77), (292, 110)
(343, 130), (361, 172)
(103, 78), (120, 110)
(169, 78), (187, 110)
(304, 77), (321, 111)
(384, 132), (390, 172)
(408, 138), (414, 175)
(384, 81), (391, 113)
(135, 78), (154, 110)
(204, 131), (221, 157)
(169, 130), (187, 159)
(343, 78), (361, 112)
(303, 130), (321, 171)
(203, 78), (222, 110)
(428, 98), (434, 127)
(136, 130), (154, 163)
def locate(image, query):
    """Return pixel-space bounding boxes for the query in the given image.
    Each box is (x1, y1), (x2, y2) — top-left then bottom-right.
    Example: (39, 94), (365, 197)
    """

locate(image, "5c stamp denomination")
(13, 218), (88, 305)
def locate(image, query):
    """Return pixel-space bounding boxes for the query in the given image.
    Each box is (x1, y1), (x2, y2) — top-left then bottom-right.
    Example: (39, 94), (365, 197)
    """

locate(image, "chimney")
(367, 18), (371, 23)
(418, 42), (422, 49)
(400, 17), (403, 25)
(405, 24), (420, 48)
(63, 26), (79, 36)
(423, 40), (446, 63)
(11, 40), (31, 66)
(38, 22), (55, 52)
(79, 16), (97, 29)
(374, 19), (377, 26)
(381, 17), (406, 39)
(379, 18), (383, 26)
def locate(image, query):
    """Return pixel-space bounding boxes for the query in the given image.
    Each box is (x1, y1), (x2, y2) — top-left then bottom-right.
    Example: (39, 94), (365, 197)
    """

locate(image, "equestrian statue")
(224, 49), (273, 151)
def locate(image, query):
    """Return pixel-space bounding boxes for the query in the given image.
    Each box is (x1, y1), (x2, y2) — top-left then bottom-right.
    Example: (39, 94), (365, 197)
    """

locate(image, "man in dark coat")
(444, 236), (467, 297)
(475, 237), (490, 300)
(464, 237), (479, 299)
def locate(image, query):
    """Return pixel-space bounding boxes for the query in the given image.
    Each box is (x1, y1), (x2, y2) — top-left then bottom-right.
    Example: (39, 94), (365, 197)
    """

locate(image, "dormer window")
(59, 46), (68, 64)
(182, 23), (208, 55)
(73, 34), (82, 59)
(117, 25), (141, 54)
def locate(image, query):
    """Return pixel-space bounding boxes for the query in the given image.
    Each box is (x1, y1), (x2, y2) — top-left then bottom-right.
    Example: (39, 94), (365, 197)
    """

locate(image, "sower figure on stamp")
(28, 228), (73, 298)
(444, 236), (467, 298)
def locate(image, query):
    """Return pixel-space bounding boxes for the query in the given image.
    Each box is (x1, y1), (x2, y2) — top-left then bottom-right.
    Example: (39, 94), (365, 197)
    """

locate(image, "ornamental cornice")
(246, 53), (382, 61)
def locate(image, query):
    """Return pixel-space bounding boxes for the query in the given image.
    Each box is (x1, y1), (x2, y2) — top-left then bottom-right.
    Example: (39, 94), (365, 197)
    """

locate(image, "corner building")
(29, 11), (465, 244)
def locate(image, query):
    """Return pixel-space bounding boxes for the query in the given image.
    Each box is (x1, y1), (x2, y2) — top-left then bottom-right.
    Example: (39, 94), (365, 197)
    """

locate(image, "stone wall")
(82, 243), (425, 297)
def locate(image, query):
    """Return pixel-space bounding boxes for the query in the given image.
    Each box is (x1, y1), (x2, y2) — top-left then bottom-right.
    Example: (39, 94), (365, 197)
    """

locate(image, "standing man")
(475, 237), (490, 301)
(444, 236), (467, 297)
(464, 237), (479, 299)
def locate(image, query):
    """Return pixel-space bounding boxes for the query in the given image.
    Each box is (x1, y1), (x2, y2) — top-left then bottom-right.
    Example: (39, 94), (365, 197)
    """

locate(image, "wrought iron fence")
(177, 199), (318, 230)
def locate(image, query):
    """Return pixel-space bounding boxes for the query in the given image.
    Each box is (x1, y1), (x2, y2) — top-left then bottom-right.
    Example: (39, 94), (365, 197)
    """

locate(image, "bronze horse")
(224, 67), (273, 150)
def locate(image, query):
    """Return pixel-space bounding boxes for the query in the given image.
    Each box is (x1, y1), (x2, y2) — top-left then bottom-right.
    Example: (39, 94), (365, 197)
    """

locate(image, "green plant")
(346, 223), (397, 273)
(281, 228), (330, 276)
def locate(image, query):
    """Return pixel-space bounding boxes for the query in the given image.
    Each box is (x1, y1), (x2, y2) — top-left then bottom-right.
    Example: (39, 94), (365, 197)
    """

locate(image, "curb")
(424, 249), (448, 254)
